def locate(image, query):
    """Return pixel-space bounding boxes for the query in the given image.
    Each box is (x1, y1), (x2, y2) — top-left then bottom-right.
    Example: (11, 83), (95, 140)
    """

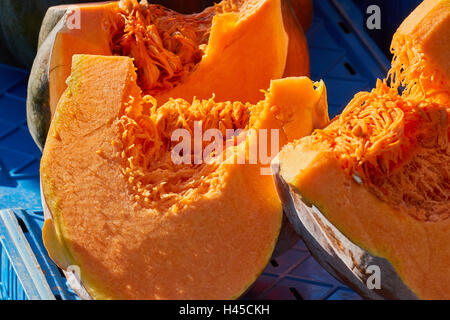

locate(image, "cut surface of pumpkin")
(274, 0), (449, 300)
(27, 0), (310, 149)
(41, 54), (327, 300)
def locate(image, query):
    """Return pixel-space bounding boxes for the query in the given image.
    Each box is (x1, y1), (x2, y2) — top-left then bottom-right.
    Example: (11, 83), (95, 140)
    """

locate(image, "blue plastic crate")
(0, 64), (41, 211)
(0, 209), (78, 300)
(0, 0), (390, 300)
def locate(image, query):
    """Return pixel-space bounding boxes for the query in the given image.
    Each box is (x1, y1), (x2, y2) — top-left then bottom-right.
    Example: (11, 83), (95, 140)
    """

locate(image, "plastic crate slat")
(0, 182), (42, 210)
(0, 65), (28, 96)
(313, 0), (389, 88)
(0, 127), (41, 157)
(7, 81), (28, 101)
(0, 95), (27, 125)
(263, 276), (335, 300)
(0, 209), (55, 300)
(15, 210), (79, 300)
(330, 0), (390, 75)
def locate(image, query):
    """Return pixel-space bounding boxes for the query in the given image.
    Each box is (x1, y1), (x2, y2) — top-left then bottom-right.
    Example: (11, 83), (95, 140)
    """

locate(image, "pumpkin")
(26, 0), (310, 150)
(40, 54), (327, 299)
(273, 0), (449, 300)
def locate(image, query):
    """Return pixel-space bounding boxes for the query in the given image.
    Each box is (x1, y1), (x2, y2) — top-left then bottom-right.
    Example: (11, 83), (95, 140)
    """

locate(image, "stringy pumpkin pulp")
(111, 0), (247, 95)
(308, 81), (449, 222)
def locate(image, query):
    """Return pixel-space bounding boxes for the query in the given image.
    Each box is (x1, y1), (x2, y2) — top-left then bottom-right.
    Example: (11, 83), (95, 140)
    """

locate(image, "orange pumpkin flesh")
(274, 0), (449, 299)
(28, 0), (310, 150)
(281, 0), (310, 78)
(41, 54), (327, 300)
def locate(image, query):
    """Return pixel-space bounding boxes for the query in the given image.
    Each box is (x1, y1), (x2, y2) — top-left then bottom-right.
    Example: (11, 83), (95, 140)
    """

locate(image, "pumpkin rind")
(27, 2), (118, 149)
(271, 157), (419, 300)
(26, 11), (68, 151)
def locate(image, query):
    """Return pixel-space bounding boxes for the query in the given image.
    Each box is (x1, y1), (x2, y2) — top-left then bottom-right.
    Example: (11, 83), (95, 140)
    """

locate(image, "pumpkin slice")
(27, 0), (310, 150)
(41, 54), (327, 300)
(274, 81), (449, 300)
(273, 0), (450, 300)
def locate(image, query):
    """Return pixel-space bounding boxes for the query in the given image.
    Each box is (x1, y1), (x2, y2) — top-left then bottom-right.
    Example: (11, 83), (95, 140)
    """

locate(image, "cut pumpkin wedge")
(273, 0), (450, 300)
(41, 54), (328, 300)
